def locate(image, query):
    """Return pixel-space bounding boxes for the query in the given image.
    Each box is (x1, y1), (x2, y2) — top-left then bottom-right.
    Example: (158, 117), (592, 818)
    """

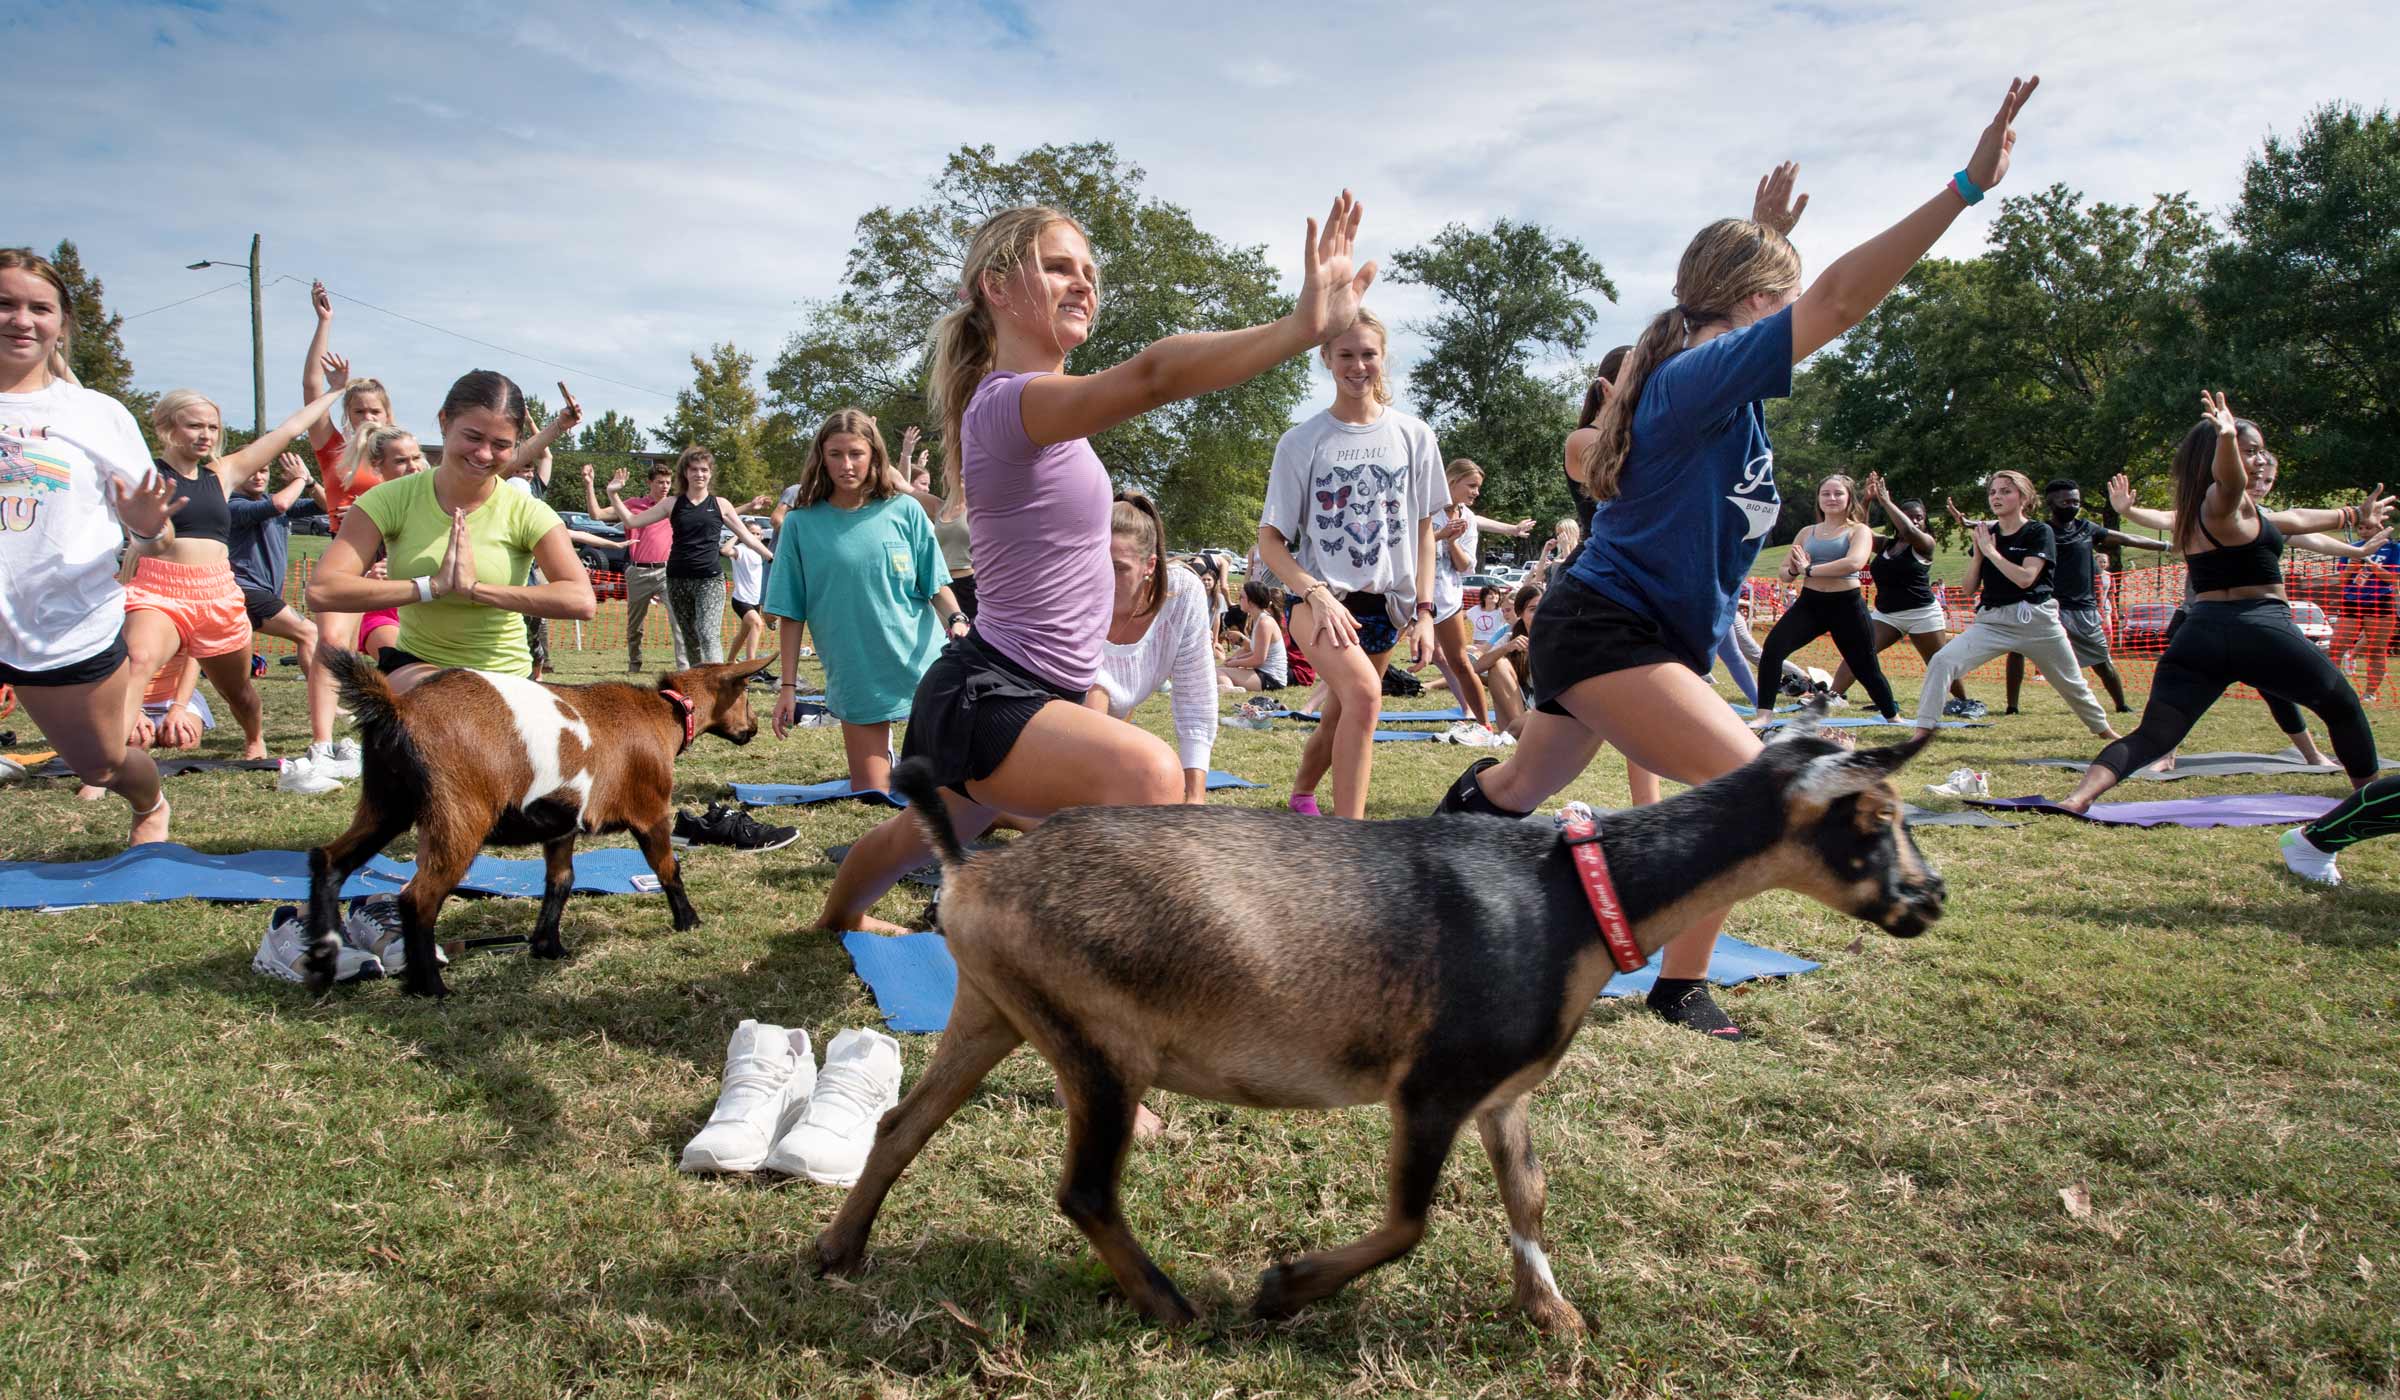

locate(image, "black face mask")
(2049, 501), (2080, 524)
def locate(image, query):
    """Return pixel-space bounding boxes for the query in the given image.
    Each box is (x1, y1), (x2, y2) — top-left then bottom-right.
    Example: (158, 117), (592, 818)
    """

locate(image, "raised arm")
(716, 498), (774, 560)
(2266, 483), (2393, 540)
(302, 282), (340, 452)
(1020, 191), (1377, 448)
(211, 389), (345, 484)
(2288, 526), (2393, 559)
(2099, 526), (2168, 554)
(1789, 77), (2039, 361)
(1867, 472), (1936, 556)
(1946, 497), (1989, 594)
(2107, 473), (2173, 533)
(1470, 513), (1535, 538)
(268, 452), (313, 512)
(505, 384), (580, 476)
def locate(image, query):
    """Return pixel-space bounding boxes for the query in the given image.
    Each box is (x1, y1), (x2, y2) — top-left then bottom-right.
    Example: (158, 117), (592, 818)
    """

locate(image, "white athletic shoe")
(276, 754), (343, 795)
(763, 1027), (900, 1185)
(1925, 768), (1990, 799)
(342, 894), (447, 971)
(0, 755), (24, 786)
(680, 1022), (817, 1174)
(2280, 827), (2342, 887)
(254, 904), (382, 984)
(310, 738), (364, 780)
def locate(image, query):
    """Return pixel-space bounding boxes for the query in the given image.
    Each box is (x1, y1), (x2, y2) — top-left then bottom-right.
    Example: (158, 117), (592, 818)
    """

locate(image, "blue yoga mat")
(840, 931), (1818, 1034)
(1758, 715), (1989, 730)
(1283, 707), (1472, 725)
(1203, 770), (1260, 789)
(1374, 730), (1441, 743)
(1969, 792), (2340, 829)
(0, 843), (659, 911)
(732, 779), (906, 808)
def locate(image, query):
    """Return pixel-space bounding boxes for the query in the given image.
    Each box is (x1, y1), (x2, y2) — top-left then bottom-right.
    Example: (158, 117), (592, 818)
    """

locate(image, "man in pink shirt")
(586, 461), (683, 671)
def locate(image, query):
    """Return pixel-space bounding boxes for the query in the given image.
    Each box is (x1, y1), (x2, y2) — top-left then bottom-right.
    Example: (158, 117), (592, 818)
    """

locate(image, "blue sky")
(20, 0), (2399, 445)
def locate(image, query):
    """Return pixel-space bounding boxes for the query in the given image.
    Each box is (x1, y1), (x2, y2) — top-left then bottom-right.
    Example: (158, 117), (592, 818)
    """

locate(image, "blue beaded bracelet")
(1951, 168), (1986, 206)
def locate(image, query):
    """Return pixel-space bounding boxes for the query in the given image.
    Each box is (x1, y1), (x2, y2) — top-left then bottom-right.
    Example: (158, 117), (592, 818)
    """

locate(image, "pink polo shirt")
(622, 494), (675, 565)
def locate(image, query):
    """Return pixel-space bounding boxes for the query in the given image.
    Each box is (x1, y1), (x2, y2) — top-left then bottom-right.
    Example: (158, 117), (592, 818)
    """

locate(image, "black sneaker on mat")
(678, 803), (799, 853)
(1646, 979), (1745, 1041)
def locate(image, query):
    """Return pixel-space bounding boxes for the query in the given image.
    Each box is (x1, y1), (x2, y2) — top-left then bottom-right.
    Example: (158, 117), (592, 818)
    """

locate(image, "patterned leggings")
(665, 576), (725, 666)
(2305, 774), (2400, 853)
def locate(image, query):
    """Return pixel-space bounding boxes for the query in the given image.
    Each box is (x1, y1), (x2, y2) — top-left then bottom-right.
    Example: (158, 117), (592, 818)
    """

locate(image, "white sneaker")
(310, 738), (363, 780)
(763, 1027), (900, 1185)
(2280, 827), (2342, 887)
(276, 754), (343, 795)
(0, 755), (24, 786)
(680, 1022), (816, 1173)
(254, 904), (382, 984)
(1926, 768), (1989, 799)
(343, 894), (447, 970)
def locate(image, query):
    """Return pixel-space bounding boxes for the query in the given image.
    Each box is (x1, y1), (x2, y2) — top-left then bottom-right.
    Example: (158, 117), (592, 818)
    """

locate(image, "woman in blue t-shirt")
(1435, 79), (2041, 1041)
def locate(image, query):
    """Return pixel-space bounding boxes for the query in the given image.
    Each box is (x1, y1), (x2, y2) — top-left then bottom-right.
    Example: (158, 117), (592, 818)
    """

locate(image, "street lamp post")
(186, 234), (264, 438)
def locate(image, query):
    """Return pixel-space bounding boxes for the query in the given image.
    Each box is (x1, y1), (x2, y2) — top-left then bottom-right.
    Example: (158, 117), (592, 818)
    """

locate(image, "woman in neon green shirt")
(307, 371), (595, 690)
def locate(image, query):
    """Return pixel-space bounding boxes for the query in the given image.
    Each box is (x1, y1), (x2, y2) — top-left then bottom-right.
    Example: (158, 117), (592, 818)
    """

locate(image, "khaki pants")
(1916, 601), (2112, 735)
(625, 563), (679, 671)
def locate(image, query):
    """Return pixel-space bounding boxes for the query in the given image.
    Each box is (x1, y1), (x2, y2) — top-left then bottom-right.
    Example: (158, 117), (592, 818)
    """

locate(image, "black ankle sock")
(1646, 978), (1744, 1041)
(1434, 758), (1532, 820)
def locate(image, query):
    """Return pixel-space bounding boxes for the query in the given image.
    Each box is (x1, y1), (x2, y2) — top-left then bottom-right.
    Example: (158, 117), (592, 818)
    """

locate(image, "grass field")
(5, 631), (2398, 1398)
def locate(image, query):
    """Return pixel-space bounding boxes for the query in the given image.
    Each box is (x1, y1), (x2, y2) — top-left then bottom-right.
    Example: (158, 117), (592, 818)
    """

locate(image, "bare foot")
(817, 912), (912, 935)
(2151, 753), (2177, 773)
(2294, 735), (2329, 765)
(130, 796), (170, 846)
(76, 784), (108, 802)
(240, 744), (269, 760)
(1133, 1102), (1166, 1142)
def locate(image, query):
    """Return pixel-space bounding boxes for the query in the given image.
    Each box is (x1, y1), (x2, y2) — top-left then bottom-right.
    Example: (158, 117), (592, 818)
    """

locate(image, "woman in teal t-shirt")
(767, 410), (967, 793)
(308, 370), (594, 690)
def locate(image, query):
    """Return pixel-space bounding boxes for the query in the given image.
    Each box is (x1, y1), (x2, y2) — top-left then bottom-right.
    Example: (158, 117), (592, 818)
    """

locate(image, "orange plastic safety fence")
(1745, 558), (2398, 706)
(255, 561), (734, 662)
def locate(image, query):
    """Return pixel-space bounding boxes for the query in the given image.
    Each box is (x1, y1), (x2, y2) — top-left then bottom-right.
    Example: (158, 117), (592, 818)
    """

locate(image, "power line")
(264, 275), (675, 400)
(121, 279), (247, 322)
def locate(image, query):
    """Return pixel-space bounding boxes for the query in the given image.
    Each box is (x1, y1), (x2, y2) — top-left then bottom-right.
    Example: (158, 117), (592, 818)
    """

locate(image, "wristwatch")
(1415, 601), (1436, 617)
(945, 610), (968, 629)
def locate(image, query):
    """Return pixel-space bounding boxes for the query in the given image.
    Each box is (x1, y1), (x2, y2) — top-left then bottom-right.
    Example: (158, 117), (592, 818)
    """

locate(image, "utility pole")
(248, 234), (264, 438)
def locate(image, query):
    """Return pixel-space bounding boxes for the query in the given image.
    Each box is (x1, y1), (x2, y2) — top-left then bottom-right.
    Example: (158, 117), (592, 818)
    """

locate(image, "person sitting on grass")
(1219, 578), (1289, 694)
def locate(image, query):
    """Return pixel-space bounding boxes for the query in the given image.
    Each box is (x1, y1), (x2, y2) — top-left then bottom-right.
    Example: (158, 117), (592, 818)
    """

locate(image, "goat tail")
(318, 646), (429, 811)
(321, 646), (402, 736)
(891, 757), (969, 870)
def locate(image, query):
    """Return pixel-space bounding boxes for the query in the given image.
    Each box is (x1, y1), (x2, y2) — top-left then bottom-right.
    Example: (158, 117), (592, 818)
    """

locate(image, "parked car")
(560, 511), (625, 542)
(2290, 600), (2334, 650)
(2114, 601), (2178, 653)
(287, 497), (330, 537)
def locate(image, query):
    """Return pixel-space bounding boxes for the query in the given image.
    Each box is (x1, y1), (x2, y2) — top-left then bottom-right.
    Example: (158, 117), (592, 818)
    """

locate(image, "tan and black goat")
(816, 718), (1947, 1333)
(301, 649), (770, 996)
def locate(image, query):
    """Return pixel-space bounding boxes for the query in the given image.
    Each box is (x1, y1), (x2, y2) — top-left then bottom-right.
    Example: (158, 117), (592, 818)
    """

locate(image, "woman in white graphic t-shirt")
(0, 248), (183, 846)
(1255, 308), (1444, 819)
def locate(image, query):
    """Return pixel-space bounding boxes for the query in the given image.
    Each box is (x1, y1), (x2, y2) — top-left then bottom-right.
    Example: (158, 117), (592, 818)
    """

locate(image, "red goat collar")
(660, 688), (697, 754)
(1561, 817), (1646, 975)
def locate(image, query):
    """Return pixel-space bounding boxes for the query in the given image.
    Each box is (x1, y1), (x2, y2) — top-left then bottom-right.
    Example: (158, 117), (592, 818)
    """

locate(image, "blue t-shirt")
(2346, 539), (2400, 605)
(227, 493), (290, 597)
(1562, 307), (1793, 665)
(762, 494), (948, 724)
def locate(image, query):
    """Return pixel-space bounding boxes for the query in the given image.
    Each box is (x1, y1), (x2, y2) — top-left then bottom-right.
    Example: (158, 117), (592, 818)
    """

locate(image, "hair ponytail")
(1110, 489), (1171, 619)
(927, 205), (1082, 506)
(1583, 218), (1801, 503)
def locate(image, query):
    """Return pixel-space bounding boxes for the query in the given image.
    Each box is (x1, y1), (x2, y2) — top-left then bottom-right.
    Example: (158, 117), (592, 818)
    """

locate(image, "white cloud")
(25, 0), (2398, 451)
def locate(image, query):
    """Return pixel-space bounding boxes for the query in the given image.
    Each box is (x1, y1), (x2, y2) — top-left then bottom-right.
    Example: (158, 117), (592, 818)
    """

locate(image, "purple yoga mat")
(1969, 793), (2341, 829)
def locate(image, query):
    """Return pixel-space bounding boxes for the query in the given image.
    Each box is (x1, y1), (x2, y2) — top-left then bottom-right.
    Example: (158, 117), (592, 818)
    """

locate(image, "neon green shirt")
(355, 471), (562, 675)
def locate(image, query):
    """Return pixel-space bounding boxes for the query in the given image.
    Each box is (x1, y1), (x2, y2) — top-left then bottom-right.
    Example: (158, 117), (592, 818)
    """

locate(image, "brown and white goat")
(301, 649), (769, 996)
(815, 721), (1946, 1332)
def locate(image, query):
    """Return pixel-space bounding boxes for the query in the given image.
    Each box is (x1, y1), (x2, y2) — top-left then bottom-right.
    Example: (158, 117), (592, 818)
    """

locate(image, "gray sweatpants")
(1915, 601), (2113, 735)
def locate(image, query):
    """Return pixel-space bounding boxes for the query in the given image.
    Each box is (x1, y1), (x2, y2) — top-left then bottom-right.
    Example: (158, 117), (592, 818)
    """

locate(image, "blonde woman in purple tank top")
(815, 193), (1382, 934)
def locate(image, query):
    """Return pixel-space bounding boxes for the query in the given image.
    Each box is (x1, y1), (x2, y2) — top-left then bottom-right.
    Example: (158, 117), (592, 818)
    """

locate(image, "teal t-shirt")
(764, 494), (946, 723)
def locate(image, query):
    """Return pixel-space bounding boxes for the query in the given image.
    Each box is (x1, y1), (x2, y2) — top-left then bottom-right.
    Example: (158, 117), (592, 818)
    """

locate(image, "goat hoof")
(672, 910), (702, 932)
(403, 973), (451, 999)
(1525, 1295), (1586, 1336)
(530, 939), (571, 961)
(814, 1232), (863, 1277)
(1137, 1288), (1202, 1328)
(1249, 1260), (1309, 1320)
(300, 951), (337, 996)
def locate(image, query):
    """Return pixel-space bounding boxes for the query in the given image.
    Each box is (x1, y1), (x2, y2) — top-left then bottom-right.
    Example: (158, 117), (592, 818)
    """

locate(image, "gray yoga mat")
(1900, 803), (2021, 829)
(2016, 749), (2400, 783)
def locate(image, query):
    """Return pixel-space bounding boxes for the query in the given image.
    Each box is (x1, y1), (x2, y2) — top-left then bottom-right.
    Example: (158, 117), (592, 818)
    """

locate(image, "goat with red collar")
(815, 707), (1947, 1332)
(301, 649), (770, 996)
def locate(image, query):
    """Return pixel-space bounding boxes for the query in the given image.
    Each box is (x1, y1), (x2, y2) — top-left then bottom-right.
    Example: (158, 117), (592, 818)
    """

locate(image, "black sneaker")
(1646, 979), (1744, 1041)
(682, 803), (799, 853)
(671, 807), (714, 848)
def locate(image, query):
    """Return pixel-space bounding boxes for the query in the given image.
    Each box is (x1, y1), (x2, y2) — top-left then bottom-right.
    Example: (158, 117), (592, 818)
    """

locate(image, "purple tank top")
(960, 371), (1114, 690)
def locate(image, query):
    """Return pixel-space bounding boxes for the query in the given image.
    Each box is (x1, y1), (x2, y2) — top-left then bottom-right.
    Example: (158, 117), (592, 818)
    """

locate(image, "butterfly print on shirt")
(1348, 540), (1383, 569)
(1315, 484), (1352, 513)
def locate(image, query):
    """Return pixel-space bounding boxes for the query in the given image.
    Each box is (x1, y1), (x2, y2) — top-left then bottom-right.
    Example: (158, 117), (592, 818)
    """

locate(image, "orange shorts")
(124, 556), (253, 660)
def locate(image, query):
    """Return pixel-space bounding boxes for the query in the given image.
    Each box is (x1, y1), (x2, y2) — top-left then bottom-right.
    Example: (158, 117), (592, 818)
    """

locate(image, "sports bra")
(157, 459), (231, 544)
(2186, 508), (2285, 593)
(1802, 527), (1852, 564)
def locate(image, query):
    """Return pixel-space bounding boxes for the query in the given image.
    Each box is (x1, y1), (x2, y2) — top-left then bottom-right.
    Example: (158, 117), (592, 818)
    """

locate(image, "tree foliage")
(654, 343), (784, 501)
(576, 409), (645, 456)
(2202, 103), (2400, 496)
(1385, 220), (1616, 525)
(765, 142), (1306, 546)
(49, 239), (150, 425)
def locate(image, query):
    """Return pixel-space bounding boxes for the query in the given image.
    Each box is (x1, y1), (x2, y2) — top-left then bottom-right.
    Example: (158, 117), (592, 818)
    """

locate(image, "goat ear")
(1791, 728), (1930, 805)
(1764, 693), (1831, 744)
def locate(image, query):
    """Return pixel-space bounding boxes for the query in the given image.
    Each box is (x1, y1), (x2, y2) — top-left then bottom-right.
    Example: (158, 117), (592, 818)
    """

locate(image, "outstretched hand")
(1944, 496), (1972, 531)
(2360, 483), (2393, 535)
(2201, 389), (2238, 437)
(1964, 75), (2040, 194)
(320, 351), (350, 390)
(311, 280), (333, 320)
(113, 470), (185, 539)
(276, 451), (310, 484)
(551, 382), (583, 437)
(1752, 161), (1808, 235)
(2106, 472), (2135, 513)
(1294, 190), (1377, 346)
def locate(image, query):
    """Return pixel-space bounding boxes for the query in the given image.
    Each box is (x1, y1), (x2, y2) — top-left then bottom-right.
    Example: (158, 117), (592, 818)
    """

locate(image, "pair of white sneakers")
(251, 896), (450, 985)
(276, 738), (364, 796)
(679, 1022), (901, 1185)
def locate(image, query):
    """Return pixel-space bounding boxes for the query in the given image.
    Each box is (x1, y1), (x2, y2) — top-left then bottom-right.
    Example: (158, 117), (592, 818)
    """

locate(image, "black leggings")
(1758, 588), (1898, 719)
(2097, 599), (2377, 780)
(2306, 774), (2400, 853)
(2166, 607), (2307, 736)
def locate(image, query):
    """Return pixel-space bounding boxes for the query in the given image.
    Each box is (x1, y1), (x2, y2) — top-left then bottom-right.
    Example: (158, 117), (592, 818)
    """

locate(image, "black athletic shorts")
(899, 629), (1086, 797)
(730, 597), (760, 620)
(1282, 589), (1402, 656)
(1527, 574), (1706, 715)
(377, 646), (432, 676)
(0, 633), (129, 688)
(241, 584), (288, 626)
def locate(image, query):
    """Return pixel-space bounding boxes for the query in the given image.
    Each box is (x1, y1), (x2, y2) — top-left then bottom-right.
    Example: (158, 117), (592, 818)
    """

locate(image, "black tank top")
(667, 493), (723, 579)
(1564, 446), (1598, 570)
(2187, 509), (2285, 593)
(1867, 536), (1935, 613)
(157, 459), (231, 544)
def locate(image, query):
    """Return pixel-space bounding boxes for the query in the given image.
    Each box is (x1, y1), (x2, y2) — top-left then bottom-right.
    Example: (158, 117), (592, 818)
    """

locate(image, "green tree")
(576, 409), (646, 455)
(1385, 220), (1616, 526)
(48, 240), (150, 423)
(2202, 103), (2400, 497)
(765, 141), (1306, 546)
(655, 343), (784, 502)
(1782, 185), (2216, 538)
